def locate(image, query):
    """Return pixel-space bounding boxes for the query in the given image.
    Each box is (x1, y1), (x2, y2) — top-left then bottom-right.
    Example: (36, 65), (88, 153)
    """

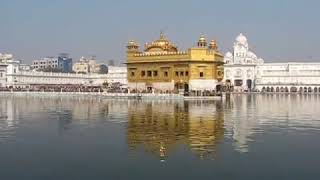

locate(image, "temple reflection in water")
(1, 94), (320, 160)
(126, 100), (224, 160)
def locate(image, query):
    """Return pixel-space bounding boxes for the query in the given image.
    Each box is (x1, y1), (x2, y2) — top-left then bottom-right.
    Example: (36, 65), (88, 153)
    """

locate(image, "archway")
(276, 87), (280, 92)
(285, 87), (289, 93)
(262, 87), (266, 92)
(304, 87), (308, 93)
(271, 87), (274, 92)
(267, 87), (270, 92)
(216, 84), (222, 93)
(308, 87), (312, 93)
(315, 87), (318, 93)
(246, 79), (252, 90)
(299, 87), (303, 93)
(290, 87), (297, 93)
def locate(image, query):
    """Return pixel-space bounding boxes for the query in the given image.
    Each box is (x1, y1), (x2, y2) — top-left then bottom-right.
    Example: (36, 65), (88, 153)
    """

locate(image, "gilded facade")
(126, 33), (224, 92)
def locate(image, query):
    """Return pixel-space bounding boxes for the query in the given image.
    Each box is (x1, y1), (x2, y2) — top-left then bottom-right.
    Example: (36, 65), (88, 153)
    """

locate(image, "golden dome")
(199, 34), (206, 42)
(127, 40), (139, 47)
(197, 34), (207, 47)
(144, 32), (178, 52)
(126, 40), (139, 51)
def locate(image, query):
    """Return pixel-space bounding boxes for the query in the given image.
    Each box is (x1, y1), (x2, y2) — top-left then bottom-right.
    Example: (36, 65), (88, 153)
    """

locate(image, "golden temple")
(126, 33), (224, 93)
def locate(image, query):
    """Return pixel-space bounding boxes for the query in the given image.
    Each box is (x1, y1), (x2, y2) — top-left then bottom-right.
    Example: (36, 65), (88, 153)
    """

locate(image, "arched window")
(267, 87), (270, 92)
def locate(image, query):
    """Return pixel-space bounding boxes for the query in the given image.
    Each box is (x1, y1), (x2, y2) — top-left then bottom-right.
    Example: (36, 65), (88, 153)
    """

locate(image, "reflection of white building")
(224, 33), (264, 92)
(224, 33), (320, 93)
(224, 95), (320, 153)
(0, 97), (19, 141)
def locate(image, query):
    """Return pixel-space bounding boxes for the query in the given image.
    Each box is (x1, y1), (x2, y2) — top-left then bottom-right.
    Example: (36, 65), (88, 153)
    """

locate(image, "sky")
(1, 0), (320, 64)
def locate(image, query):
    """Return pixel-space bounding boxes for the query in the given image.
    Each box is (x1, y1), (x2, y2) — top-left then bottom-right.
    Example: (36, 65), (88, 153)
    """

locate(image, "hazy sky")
(1, 0), (320, 64)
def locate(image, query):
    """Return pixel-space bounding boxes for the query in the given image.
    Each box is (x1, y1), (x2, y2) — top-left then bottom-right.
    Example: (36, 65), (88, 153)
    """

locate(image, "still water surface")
(0, 94), (320, 179)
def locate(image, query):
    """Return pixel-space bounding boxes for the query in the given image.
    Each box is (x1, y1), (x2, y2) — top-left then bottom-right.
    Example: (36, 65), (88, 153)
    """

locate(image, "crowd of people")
(0, 85), (103, 93)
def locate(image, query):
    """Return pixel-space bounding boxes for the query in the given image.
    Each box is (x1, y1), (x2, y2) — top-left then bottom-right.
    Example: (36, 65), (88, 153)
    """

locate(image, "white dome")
(225, 51), (233, 58)
(247, 51), (257, 59)
(257, 58), (264, 64)
(236, 33), (248, 45)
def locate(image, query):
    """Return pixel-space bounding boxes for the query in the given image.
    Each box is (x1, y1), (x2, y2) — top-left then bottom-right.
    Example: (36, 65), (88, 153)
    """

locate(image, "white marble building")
(255, 63), (320, 93)
(0, 63), (7, 87)
(223, 33), (264, 92)
(0, 53), (19, 88)
(7, 71), (109, 88)
(0, 53), (128, 88)
(224, 33), (320, 93)
(106, 66), (127, 86)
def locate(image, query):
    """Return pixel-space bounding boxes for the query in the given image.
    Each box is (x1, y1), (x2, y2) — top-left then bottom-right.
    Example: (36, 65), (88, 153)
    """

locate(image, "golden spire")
(160, 31), (165, 40)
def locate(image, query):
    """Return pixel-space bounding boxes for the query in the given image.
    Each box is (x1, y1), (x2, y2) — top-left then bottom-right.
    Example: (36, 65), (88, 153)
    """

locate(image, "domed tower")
(126, 40), (140, 54)
(233, 33), (249, 64)
(209, 39), (218, 50)
(197, 34), (207, 47)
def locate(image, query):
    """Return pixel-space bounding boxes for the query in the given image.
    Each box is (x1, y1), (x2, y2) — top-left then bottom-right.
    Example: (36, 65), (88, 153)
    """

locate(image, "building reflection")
(2, 94), (320, 158)
(0, 96), (20, 142)
(126, 100), (224, 160)
(223, 95), (259, 153)
(223, 94), (320, 153)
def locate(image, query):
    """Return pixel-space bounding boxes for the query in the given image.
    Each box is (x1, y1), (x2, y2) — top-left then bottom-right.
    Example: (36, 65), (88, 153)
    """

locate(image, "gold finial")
(160, 31), (165, 39)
